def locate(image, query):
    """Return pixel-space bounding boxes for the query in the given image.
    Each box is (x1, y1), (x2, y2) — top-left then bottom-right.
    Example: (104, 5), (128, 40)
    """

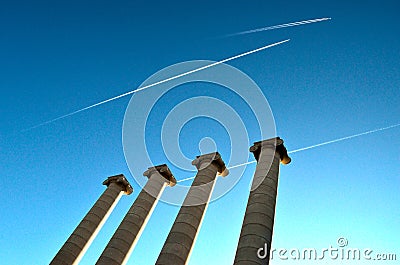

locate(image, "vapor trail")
(176, 161), (256, 183)
(176, 176), (196, 183)
(288, 123), (400, 154)
(228, 161), (256, 169)
(229, 123), (400, 169)
(175, 123), (400, 181)
(223, 17), (331, 38)
(23, 39), (289, 131)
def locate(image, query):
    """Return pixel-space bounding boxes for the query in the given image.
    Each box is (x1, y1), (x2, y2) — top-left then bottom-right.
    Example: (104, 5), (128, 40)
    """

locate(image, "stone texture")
(156, 152), (227, 265)
(96, 164), (175, 265)
(234, 137), (290, 265)
(50, 174), (132, 265)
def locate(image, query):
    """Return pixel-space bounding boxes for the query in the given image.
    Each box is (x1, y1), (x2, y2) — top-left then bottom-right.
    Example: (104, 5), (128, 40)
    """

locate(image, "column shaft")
(51, 175), (132, 265)
(156, 152), (227, 265)
(96, 165), (175, 265)
(234, 137), (290, 265)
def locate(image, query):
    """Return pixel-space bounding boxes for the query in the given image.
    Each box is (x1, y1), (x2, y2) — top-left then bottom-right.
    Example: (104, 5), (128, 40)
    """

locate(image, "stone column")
(50, 174), (133, 265)
(96, 164), (176, 265)
(234, 137), (291, 265)
(156, 152), (228, 265)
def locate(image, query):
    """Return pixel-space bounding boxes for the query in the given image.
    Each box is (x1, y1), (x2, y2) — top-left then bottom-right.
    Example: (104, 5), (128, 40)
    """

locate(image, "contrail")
(288, 123), (400, 154)
(176, 123), (400, 181)
(229, 123), (400, 169)
(228, 161), (256, 170)
(176, 176), (197, 183)
(23, 39), (290, 131)
(223, 17), (331, 38)
(176, 161), (256, 183)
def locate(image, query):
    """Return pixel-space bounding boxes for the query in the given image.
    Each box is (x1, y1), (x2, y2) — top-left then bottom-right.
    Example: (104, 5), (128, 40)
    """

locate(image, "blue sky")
(1, 0), (399, 264)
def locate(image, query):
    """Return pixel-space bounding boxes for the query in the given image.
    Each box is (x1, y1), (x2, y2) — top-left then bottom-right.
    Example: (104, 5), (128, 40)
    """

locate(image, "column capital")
(250, 137), (291, 164)
(192, 152), (229, 177)
(103, 174), (133, 195)
(143, 164), (177, 187)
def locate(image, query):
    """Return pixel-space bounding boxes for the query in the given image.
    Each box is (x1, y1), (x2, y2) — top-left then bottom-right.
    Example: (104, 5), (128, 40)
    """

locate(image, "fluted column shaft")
(156, 152), (228, 265)
(96, 165), (175, 265)
(51, 175), (132, 265)
(234, 137), (290, 265)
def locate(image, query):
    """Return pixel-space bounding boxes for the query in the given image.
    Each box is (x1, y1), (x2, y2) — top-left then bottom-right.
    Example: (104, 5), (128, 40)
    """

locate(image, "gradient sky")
(1, 1), (399, 264)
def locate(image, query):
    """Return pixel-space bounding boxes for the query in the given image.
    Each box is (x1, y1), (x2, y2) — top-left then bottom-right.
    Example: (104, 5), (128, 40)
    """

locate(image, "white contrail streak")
(288, 123), (400, 154)
(223, 17), (331, 38)
(175, 123), (400, 178)
(176, 176), (196, 183)
(176, 160), (257, 183)
(228, 161), (256, 169)
(23, 39), (290, 131)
